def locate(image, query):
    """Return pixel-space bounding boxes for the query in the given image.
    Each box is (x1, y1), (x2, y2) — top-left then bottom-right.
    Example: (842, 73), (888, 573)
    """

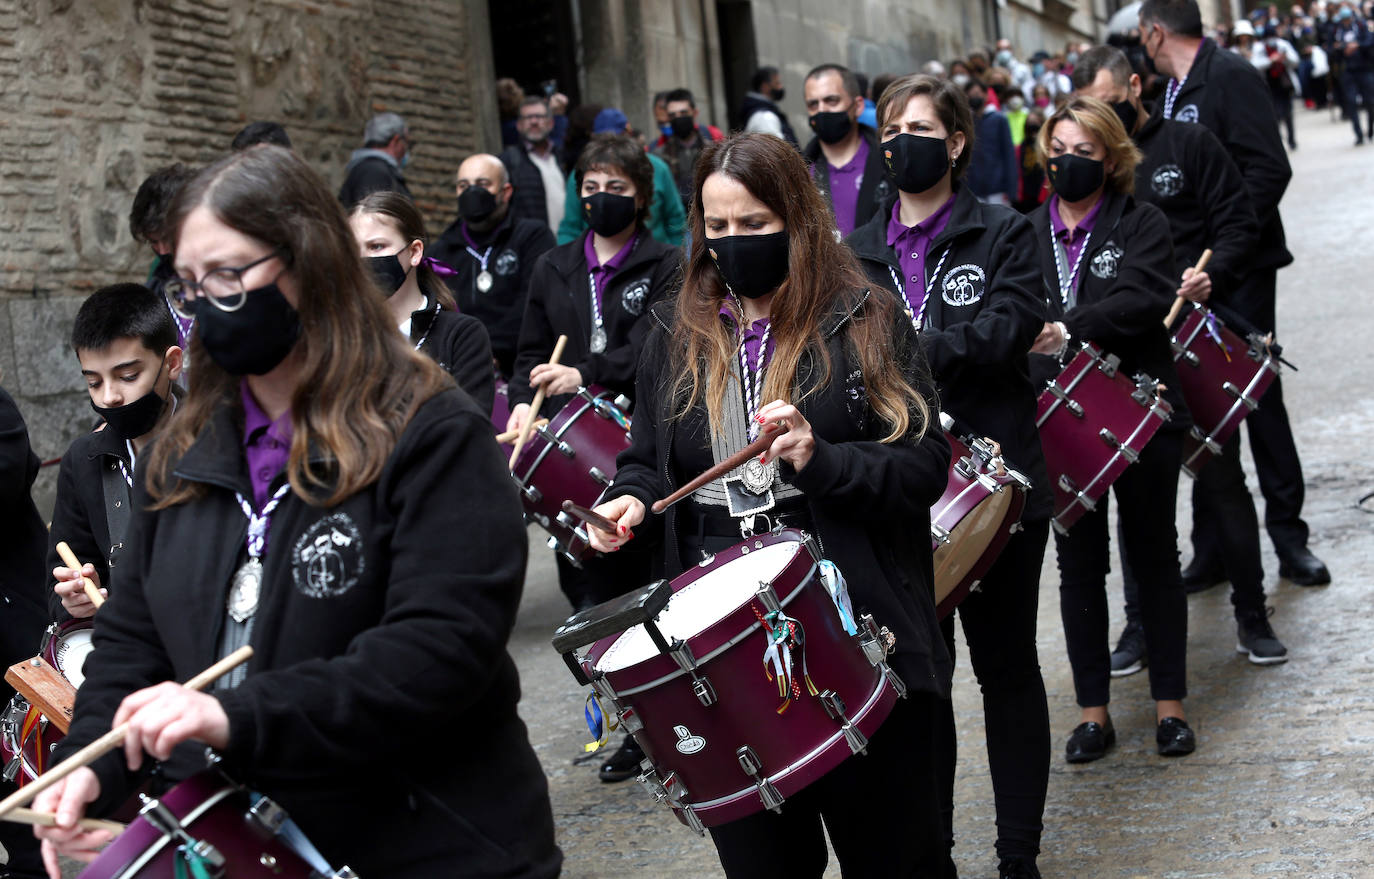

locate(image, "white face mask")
(952, 73), (971, 88)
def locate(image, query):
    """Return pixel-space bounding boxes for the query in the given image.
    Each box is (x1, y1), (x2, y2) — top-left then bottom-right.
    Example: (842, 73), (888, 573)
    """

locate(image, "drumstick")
(561, 500), (627, 537)
(1163, 249), (1213, 327)
(55, 541), (104, 609)
(0, 645), (253, 819)
(509, 335), (569, 469)
(494, 419), (547, 445)
(651, 424), (786, 514)
(1, 806), (124, 835)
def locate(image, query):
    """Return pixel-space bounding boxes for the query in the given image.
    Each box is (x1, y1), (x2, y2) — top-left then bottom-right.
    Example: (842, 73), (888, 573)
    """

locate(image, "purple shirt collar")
(885, 193), (957, 317)
(583, 229), (640, 309)
(1048, 193), (1103, 267)
(240, 381), (293, 511)
(718, 303), (776, 371)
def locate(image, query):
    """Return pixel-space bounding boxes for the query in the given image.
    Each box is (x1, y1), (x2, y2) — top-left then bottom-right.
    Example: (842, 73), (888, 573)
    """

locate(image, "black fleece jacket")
(407, 298), (496, 414)
(509, 229), (681, 414)
(55, 389), (561, 879)
(605, 290), (954, 698)
(847, 187), (1053, 521)
(1028, 190), (1192, 431)
(0, 386), (49, 668)
(45, 425), (130, 622)
(803, 124), (894, 233)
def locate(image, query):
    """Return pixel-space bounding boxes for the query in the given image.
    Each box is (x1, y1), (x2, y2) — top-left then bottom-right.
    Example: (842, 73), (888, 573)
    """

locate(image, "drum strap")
(247, 792), (337, 875)
(100, 454), (132, 569)
(690, 362), (803, 510)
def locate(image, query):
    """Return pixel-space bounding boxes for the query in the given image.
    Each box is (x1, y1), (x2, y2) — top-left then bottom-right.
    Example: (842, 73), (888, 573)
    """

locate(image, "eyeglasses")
(519, 112), (550, 123)
(163, 249), (288, 318)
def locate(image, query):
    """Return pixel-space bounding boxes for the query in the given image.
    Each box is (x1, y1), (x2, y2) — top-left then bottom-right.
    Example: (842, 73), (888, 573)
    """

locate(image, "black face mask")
(458, 186), (497, 224)
(1047, 154), (1106, 203)
(809, 110), (854, 144)
(367, 250), (411, 296)
(193, 282), (302, 376)
(883, 133), (951, 194)
(967, 95), (986, 112)
(1112, 99), (1139, 135)
(707, 231), (789, 299)
(669, 115), (696, 139)
(582, 192), (638, 237)
(91, 376), (168, 442)
(772, 87), (786, 103)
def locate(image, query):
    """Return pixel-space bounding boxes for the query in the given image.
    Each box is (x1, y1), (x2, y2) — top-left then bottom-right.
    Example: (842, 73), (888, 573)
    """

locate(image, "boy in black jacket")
(48, 284), (183, 621)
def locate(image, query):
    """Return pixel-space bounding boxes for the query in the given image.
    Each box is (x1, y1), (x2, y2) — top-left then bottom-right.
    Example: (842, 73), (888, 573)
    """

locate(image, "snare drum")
(78, 770), (355, 879)
(930, 419), (1031, 618)
(1037, 343), (1172, 535)
(571, 529), (906, 831)
(1169, 304), (1279, 478)
(511, 386), (632, 563)
(1, 619), (94, 785)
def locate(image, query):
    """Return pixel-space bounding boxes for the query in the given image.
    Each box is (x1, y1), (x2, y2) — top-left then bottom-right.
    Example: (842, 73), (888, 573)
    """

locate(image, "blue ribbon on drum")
(247, 792), (336, 876)
(819, 560), (858, 635)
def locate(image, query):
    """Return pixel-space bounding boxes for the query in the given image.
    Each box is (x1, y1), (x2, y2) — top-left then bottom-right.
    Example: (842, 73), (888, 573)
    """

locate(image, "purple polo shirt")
(718, 304), (775, 370)
(885, 193), (956, 316)
(583, 230), (640, 311)
(827, 137), (869, 237)
(241, 381), (292, 510)
(1048, 193), (1103, 273)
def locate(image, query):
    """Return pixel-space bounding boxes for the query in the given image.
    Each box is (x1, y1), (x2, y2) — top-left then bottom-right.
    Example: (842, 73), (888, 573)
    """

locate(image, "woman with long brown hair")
(586, 132), (952, 877)
(32, 145), (561, 879)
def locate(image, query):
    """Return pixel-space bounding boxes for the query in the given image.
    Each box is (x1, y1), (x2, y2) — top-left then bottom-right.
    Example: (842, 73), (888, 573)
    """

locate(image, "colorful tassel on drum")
(175, 843), (219, 879)
(582, 692), (620, 753)
(1204, 312), (1232, 362)
(755, 606), (820, 714)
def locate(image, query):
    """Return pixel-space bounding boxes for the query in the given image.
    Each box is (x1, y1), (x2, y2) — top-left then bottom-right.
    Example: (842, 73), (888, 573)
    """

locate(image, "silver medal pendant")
(476, 270), (494, 293)
(590, 325), (607, 354)
(228, 557), (263, 623)
(740, 456), (777, 494)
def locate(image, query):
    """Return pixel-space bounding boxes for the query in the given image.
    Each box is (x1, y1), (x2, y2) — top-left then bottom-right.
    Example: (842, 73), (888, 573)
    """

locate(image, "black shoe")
(1278, 547), (1331, 586)
(598, 735), (644, 783)
(1156, 716), (1196, 756)
(1110, 621), (1148, 678)
(1065, 718), (1115, 764)
(1181, 557), (1225, 594)
(1237, 606), (1289, 665)
(998, 857), (1042, 879)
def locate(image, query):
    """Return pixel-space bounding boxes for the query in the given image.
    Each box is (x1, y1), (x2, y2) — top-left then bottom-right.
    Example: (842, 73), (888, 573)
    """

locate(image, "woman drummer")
(1026, 96), (1196, 763)
(586, 132), (953, 877)
(33, 145), (562, 879)
(348, 190), (496, 412)
(846, 73), (1052, 879)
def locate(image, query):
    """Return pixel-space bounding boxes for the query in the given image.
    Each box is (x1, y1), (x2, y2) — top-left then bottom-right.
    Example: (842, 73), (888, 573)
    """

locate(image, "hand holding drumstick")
(1165, 249), (1213, 326)
(52, 542), (105, 618)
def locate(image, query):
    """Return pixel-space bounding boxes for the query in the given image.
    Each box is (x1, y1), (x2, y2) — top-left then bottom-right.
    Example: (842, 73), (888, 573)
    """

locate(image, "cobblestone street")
(507, 107), (1374, 879)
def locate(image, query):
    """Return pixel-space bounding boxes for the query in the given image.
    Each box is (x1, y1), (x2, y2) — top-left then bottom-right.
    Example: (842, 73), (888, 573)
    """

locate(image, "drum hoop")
(102, 785), (238, 879)
(1070, 408), (1162, 507)
(607, 557), (818, 697)
(1175, 308), (1208, 350)
(931, 479), (999, 528)
(679, 670), (892, 813)
(1037, 346), (1099, 428)
(511, 394), (599, 486)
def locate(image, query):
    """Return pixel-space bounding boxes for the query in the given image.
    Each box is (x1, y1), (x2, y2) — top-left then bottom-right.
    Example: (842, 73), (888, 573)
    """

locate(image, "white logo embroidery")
(1175, 104), (1200, 124)
(621, 278), (650, 316)
(1151, 164), (1185, 198)
(941, 264), (986, 307)
(292, 513), (365, 599)
(673, 724), (706, 754)
(1091, 242), (1125, 280)
(494, 249), (519, 277)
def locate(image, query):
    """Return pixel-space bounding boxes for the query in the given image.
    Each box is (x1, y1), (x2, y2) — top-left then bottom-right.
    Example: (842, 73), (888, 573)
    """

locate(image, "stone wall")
(0, 0), (497, 515)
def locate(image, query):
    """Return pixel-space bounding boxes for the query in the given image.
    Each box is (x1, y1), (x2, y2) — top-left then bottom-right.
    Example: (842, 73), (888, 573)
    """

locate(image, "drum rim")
(85, 772), (238, 878)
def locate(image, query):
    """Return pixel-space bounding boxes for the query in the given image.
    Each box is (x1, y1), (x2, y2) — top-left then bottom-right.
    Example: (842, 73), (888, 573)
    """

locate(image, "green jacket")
(557, 152), (687, 247)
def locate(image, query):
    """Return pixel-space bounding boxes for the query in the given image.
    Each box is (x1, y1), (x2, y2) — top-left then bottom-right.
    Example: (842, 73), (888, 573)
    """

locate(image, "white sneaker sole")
(1236, 643), (1289, 665)
(1110, 660), (1144, 678)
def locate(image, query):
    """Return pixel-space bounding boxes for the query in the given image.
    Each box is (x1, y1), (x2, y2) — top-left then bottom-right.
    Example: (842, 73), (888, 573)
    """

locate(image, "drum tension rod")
(533, 424), (575, 458)
(1046, 382), (1085, 418)
(1097, 429), (1139, 464)
(1222, 381), (1260, 411)
(819, 691), (870, 756)
(140, 795), (227, 875)
(736, 746), (785, 813)
(645, 623), (716, 707)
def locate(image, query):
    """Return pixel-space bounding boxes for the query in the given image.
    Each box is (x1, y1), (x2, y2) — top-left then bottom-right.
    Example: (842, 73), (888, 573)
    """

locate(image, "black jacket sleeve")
(45, 442), (107, 622)
(507, 253), (560, 408)
(604, 318), (672, 513)
(1186, 127), (1260, 300)
(1062, 206), (1176, 348)
(1213, 61), (1292, 217)
(576, 249), (682, 395)
(442, 314), (496, 414)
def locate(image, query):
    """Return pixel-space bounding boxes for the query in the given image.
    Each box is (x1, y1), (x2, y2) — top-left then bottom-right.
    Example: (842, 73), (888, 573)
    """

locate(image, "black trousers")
(1057, 431), (1187, 707)
(709, 691), (947, 878)
(1122, 433), (1267, 620)
(1342, 69), (1374, 139)
(1273, 92), (1296, 146)
(936, 520), (1051, 865)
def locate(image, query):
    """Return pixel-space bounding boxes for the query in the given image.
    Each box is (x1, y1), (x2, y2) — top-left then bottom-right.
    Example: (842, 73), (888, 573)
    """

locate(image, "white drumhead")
(54, 629), (95, 689)
(595, 540), (801, 673)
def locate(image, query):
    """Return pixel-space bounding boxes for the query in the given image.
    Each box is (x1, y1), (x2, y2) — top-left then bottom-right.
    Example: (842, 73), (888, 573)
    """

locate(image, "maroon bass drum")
(78, 770), (355, 879)
(1037, 343), (1172, 535)
(511, 385), (632, 564)
(1168, 303), (1280, 478)
(566, 529), (906, 831)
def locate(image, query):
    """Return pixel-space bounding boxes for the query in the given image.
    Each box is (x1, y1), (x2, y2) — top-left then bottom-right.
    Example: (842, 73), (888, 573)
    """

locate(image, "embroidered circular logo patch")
(1151, 164), (1184, 198)
(1091, 242), (1125, 280)
(941, 264), (986, 307)
(291, 513), (365, 599)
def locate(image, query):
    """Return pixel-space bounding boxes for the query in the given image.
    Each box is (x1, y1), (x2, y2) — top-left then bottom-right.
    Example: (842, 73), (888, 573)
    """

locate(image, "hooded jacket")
(803, 124), (894, 234)
(847, 187), (1053, 521)
(337, 148), (410, 208)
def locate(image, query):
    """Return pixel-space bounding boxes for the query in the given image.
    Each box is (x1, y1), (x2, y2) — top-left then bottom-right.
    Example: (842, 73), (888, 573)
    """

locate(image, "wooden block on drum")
(5, 658), (76, 735)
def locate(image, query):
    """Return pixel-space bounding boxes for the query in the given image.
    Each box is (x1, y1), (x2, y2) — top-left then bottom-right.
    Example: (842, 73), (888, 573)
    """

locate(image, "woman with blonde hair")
(1028, 96), (1196, 764)
(586, 132), (952, 876)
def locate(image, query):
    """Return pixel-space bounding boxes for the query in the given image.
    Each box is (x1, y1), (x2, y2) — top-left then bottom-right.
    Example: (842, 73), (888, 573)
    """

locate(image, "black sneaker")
(1110, 621), (1147, 678)
(598, 735), (645, 783)
(1237, 607), (1288, 665)
(998, 857), (1042, 879)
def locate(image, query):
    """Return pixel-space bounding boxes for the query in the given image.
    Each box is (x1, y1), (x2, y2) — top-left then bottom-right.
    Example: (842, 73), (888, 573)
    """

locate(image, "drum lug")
(882, 662), (908, 699)
(1098, 429), (1139, 464)
(857, 614), (896, 665)
(589, 466), (613, 487)
(736, 746), (785, 813)
(1189, 426), (1222, 456)
(1008, 522), (1024, 534)
(691, 677), (717, 707)
(1047, 382), (1085, 418)
(613, 394), (632, 412)
(1223, 381), (1260, 411)
(248, 795), (288, 835)
(535, 424), (575, 458)
(590, 671), (618, 704)
(637, 767), (669, 803)
(754, 582), (781, 615)
(1008, 468), (1033, 491)
(930, 523), (952, 545)
(1096, 353), (1121, 378)
(1056, 474), (1095, 512)
(140, 795), (227, 874)
(2, 755), (20, 783)
(520, 482), (543, 504)
(818, 690), (870, 755)
(664, 640), (717, 707)
(618, 706), (643, 733)
(1051, 518), (1070, 537)
(953, 455), (976, 480)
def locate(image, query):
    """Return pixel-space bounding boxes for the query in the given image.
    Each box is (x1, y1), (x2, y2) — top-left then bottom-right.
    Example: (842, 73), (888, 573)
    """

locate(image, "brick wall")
(0, 0), (497, 514)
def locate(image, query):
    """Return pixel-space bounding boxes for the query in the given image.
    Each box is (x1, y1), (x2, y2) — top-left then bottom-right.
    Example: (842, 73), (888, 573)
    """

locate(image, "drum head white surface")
(595, 540), (801, 673)
(55, 629), (95, 689)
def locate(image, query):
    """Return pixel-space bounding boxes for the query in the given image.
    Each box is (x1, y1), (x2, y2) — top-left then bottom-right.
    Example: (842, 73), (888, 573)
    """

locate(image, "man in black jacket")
(337, 112), (412, 207)
(740, 65), (798, 144)
(801, 63), (892, 235)
(1075, 45), (1289, 667)
(1141, 0), (1330, 586)
(500, 96), (567, 230)
(431, 152), (556, 377)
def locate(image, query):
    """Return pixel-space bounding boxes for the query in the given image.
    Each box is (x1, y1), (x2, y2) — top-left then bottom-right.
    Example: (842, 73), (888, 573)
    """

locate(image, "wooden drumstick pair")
(55, 542), (103, 609)
(1163, 249), (1213, 328)
(509, 335), (569, 469)
(652, 423), (786, 514)
(0, 645), (254, 824)
(494, 419), (547, 445)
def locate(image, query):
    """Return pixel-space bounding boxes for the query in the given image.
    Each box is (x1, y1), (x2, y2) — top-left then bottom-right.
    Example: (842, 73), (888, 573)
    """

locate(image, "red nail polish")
(755, 414), (766, 423)
(618, 525), (626, 535)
